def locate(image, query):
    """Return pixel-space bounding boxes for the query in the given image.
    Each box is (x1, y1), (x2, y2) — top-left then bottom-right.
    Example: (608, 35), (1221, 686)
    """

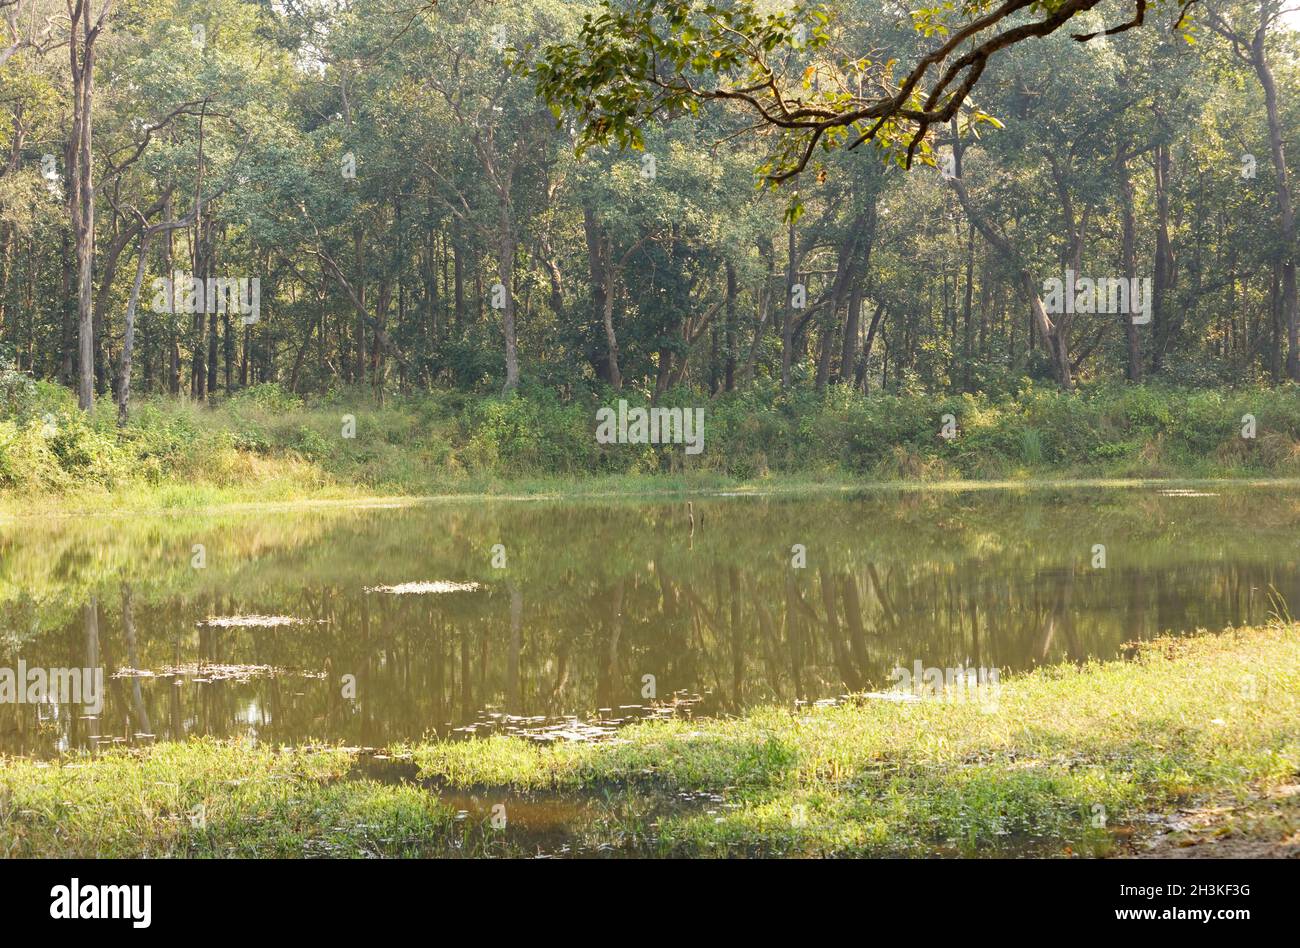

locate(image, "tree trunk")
(839, 280), (863, 385)
(582, 204), (616, 385)
(1116, 140), (1142, 382)
(1151, 139), (1175, 374)
(70, 4), (104, 412)
(498, 200), (519, 393)
(116, 233), (151, 425)
(724, 262), (738, 392)
(59, 230), (75, 384)
(855, 302), (886, 391)
(949, 176), (1073, 388)
(961, 222), (975, 389)
(1251, 27), (1299, 380)
(600, 237), (622, 391)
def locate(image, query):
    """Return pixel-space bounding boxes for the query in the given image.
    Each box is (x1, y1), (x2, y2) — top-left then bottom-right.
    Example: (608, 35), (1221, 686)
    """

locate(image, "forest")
(0, 0), (1294, 437)
(0, 0), (1299, 875)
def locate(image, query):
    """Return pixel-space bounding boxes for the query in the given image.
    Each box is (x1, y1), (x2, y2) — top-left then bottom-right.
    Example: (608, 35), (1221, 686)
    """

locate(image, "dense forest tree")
(0, 0), (1296, 417)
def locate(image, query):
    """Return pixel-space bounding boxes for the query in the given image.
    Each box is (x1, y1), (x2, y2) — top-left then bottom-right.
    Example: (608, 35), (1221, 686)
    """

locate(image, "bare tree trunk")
(724, 262), (737, 391)
(163, 195), (180, 394)
(452, 231), (464, 335)
(582, 204), (613, 383)
(855, 302), (886, 391)
(961, 222), (975, 389)
(59, 230), (74, 383)
(116, 232), (150, 425)
(192, 107), (208, 400)
(839, 280), (862, 385)
(498, 199), (519, 393)
(601, 240), (622, 391)
(207, 310), (218, 393)
(70, 2), (108, 411)
(742, 275), (773, 386)
(352, 225), (366, 385)
(814, 308), (837, 390)
(1116, 139), (1142, 382)
(118, 203), (203, 422)
(1151, 139), (1175, 374)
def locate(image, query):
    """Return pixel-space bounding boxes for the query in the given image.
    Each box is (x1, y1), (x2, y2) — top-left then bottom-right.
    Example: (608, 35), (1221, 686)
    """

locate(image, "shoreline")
(3, 623), (1296, 857)
(7, 472), (1300, 522)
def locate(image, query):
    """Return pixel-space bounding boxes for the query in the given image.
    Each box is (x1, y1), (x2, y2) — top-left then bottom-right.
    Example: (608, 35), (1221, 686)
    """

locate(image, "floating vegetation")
(451, 694), (702, 744)
(114, 663), (327, 683)
(855, 691), (922, 703)
(453, 715), (624, 743)
(196, 615), (320, 628)
(364, 581), (483, 595)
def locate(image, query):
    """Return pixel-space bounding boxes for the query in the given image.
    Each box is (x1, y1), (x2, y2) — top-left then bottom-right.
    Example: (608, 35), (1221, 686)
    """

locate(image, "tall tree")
(67, 0), (114, 410)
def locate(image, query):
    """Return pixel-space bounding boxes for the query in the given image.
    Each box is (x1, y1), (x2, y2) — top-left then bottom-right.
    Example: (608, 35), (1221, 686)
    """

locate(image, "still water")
(1, 485), (1295, 757)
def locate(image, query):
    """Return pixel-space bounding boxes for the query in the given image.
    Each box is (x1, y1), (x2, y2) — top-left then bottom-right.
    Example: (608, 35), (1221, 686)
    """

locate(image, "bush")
(229, 382), (304, 415)
(6, 381), (1300, 498)
(0, 366), (39, 422)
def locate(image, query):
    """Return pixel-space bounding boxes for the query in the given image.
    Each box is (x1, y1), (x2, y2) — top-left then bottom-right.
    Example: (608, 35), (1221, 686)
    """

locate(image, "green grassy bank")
(2, 623), (1296, 857)
(6, 375), (1300, 514)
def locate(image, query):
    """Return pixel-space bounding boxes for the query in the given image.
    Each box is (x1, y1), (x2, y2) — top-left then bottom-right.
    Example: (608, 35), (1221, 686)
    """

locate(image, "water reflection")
(1, 486), (1296, 756)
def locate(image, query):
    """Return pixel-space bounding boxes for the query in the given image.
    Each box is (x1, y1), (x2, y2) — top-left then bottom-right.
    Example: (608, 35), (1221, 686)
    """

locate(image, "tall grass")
(5, 372), (1300, 503)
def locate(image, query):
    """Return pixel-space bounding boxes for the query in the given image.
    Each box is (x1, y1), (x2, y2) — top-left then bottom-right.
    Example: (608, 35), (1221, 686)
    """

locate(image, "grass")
(0, 741), (455, 857)
(3, 622), (1297, 857)
(7, 378), (1300, 515)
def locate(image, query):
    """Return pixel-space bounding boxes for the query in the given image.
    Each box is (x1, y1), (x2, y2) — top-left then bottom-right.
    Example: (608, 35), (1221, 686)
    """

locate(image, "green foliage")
(7, 382), (1300, 501)
(229, 382), (305, 415)
(459, 391), (599, 475)
(0, 365), (39, 422)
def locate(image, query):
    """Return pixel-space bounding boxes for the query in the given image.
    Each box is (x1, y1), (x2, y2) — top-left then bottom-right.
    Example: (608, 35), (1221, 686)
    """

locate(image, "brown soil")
(1127, 783), (1300, 858)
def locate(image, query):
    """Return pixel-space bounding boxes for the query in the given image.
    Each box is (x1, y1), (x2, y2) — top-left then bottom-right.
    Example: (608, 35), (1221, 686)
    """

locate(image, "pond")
(2, 485), (1296, 758)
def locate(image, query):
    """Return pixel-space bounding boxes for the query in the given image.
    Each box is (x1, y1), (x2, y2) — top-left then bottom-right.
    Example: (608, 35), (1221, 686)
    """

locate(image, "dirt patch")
(1128, 783), (1300, 858)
